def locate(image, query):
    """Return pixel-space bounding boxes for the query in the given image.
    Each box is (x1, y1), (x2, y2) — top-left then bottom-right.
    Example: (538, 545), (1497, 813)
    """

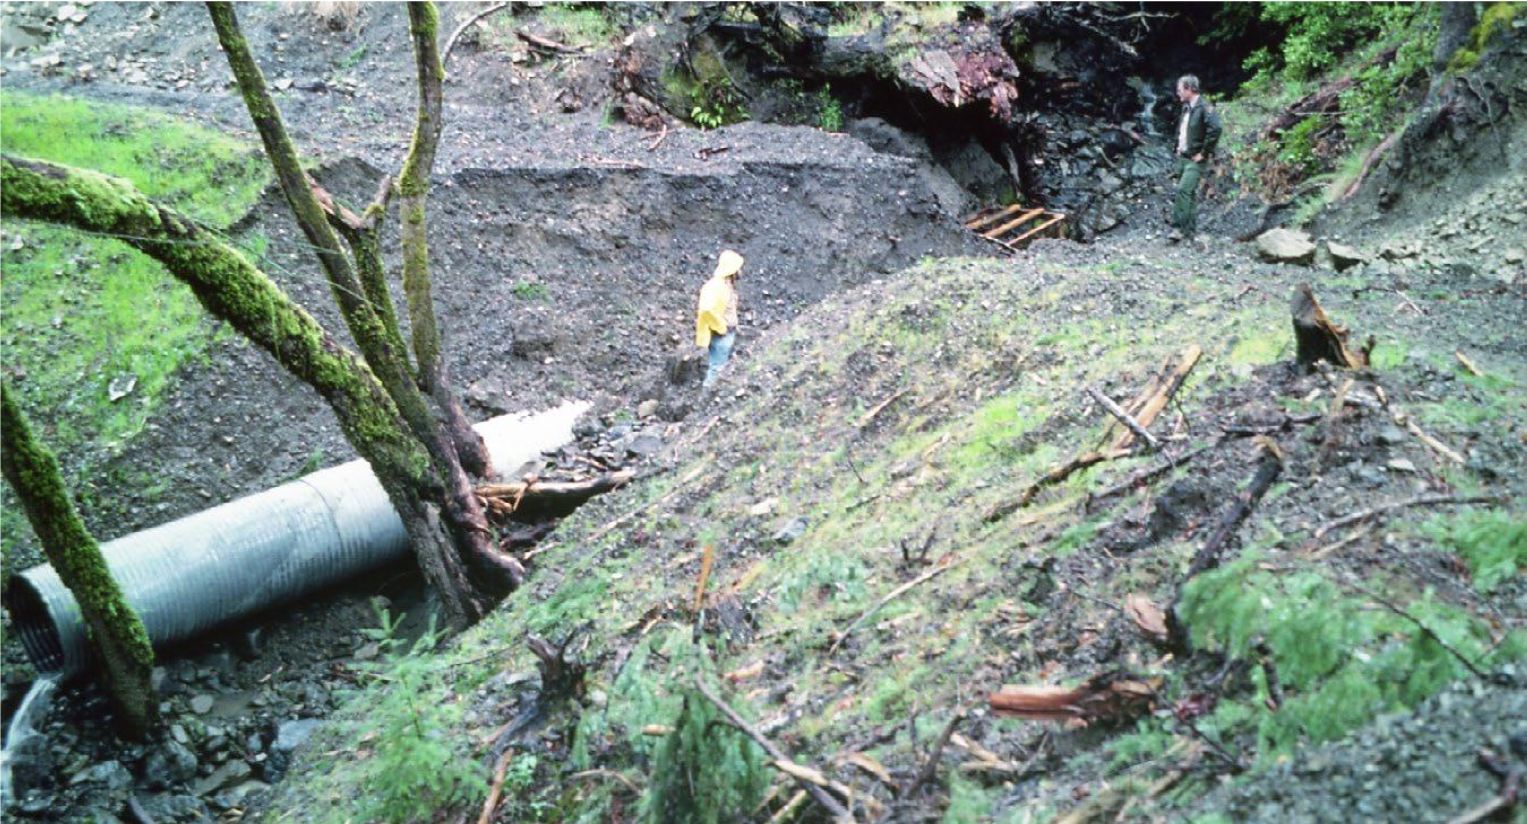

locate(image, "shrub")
(1180, 556), (1511, 755)
(345, 608), (486, 823)
(1427, 510), (1527, 593)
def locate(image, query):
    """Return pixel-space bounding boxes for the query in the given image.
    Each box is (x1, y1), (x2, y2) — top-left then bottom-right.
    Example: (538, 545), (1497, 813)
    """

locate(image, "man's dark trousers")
(1173, 156), (1202, 237)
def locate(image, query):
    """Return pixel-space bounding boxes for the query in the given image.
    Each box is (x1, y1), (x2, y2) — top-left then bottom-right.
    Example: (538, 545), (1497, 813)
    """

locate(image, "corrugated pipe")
(5, 402), (590, 678)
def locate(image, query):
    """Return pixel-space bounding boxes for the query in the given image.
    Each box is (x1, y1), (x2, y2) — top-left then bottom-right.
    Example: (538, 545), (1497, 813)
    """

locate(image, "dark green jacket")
(1178, 100), (1222, 158)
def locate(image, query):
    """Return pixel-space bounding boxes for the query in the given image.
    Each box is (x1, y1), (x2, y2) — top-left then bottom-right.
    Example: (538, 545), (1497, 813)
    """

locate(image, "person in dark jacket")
(1170, 74), (1222, 242)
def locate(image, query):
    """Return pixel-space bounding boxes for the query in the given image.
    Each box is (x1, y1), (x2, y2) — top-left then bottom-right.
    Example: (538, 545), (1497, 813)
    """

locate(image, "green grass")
(1, 90), (270, 568)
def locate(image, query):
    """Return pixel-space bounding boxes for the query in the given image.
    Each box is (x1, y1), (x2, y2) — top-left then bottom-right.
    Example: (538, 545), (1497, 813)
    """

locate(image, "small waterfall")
(0, 674), (60, 809)
(1134, 79), (1162, 137)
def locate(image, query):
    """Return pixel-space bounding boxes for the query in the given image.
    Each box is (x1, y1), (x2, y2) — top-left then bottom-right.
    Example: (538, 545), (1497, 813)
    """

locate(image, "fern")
(344, 607), (486, 823)
(1181, 557), (1511, 756)
(1427, 510), (1527, 593)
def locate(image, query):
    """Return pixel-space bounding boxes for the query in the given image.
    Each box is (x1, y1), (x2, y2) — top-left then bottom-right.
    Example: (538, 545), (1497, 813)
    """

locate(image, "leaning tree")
(1, 1), (519, 629)
(1, 383), (158, 738)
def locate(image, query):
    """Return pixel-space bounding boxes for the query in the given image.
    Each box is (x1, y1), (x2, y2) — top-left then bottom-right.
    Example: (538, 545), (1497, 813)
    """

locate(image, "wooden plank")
(982, 208), (1045, 239)
(1003, 213), (1065, 246)
(964, 203), (1025, 231)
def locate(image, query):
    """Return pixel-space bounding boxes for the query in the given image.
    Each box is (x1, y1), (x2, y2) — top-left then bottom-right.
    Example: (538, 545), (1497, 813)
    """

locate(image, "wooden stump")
(1291, 284), (1367, 370)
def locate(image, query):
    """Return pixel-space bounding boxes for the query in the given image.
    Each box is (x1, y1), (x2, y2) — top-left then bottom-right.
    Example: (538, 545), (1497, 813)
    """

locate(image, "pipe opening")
(3, 577), (65, 675)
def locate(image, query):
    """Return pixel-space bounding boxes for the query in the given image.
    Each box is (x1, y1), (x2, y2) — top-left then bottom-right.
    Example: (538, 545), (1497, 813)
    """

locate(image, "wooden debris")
(907, 710), (965, 797)
(1291, 284), (1367, 370)
(1330, 578), (1491, 680)
(987, 449), (1129, 521)
(647, 123), (670, 152)
(856, 388), (909, 429)
(1124, 594), (1169, 643)
(1316, 377), (1354, 470)
(443, 2), (512, 67)
(476, 470), (634, 519)
(1455, 349), (1485, 378)
(1087, 386), (1160, 451)
(478, 749), (514, 824)
(989, 672), (1161, 724)
(950, 733), (1024, 775)
(766, 790), (809, 824)
(1087, 444), (1213, 509)
(828, 556), (962, 654)
(1311, 494), (1501, 542)
(693, 676), (855, 822)
(1110, 346), (1201, 451)
(1183, 440), (1285, 579)
(1447, 750), (1522, 824)
(843, 751), (892, 785)
(516, 29), (582, 54)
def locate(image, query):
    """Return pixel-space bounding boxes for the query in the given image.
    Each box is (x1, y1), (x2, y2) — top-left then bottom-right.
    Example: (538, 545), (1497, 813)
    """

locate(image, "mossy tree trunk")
(0, 382), (157, 739)
(0, 154), (490, 628)
(399, 1), (494, 480)
(1434, 2), (1478, 72)
(205, 2), (525, 618)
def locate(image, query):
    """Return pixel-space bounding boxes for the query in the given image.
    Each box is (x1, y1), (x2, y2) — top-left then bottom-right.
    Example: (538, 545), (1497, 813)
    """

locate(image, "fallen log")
(989, 672), (1161, 725)
(1167, 440), (1284, 650)
(1183, 441), (1285, 579)
(986, 449), (1129, 522)
(1292, 284), (1367, 370)
(476, 470), (634, 519)
(1110, 345), (1200, 451)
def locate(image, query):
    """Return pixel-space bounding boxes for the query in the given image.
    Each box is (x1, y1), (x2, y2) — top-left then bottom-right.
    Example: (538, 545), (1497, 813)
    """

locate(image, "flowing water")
(1133, 78), (1162, 137)
(0, 673), (59, 810)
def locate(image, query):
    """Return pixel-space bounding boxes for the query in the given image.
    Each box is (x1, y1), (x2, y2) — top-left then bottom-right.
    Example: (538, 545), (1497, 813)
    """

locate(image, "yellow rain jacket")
(695, 251), (744, 347)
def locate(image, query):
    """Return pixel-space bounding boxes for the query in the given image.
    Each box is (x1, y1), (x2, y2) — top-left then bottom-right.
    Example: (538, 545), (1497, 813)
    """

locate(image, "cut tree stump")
(1291, 284), (1367, 370)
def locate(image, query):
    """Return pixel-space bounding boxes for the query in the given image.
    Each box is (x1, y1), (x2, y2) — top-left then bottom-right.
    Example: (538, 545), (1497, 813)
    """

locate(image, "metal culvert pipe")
(5, 402), (590, 678)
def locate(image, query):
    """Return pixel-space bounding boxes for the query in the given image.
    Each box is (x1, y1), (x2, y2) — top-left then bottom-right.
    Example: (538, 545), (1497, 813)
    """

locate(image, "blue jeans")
(704, 331), (736, 388)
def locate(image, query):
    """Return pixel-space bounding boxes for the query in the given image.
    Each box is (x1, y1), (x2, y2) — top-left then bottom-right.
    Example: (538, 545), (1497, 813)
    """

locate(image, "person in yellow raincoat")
(695, 250), (744, 389)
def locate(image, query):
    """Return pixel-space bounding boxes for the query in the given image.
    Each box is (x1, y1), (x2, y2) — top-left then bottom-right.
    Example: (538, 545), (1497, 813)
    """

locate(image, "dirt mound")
(255, 232), (1524, 822)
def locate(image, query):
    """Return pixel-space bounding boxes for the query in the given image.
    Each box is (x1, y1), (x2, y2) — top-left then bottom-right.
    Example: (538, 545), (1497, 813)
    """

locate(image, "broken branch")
(443, 2), (513, 68)
(1088, 386), (1160, 451)
(692, 676), (854, 821)
(828, 556), (962, 654)
(1311, 494), (1502, 542)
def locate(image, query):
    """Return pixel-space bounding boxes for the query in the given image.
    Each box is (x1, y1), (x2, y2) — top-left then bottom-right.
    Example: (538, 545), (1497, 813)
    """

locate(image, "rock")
(636, 399), (659, 418)
(1256, 228), (1317, 265)
(1387, 458), (1417, 473)
(137, 794), (212, 823)
(1326, 241), (1368, 271)
(272, 718), (321, 754)
(71, 760), (132, 791)
(623, 433), (662, 457)
(141, 741), (198, 790)
(191, 760), (251, 797)
(1375, 426), (1407, 446)
(5, 733), (54, 793)
(773, 517), (808, 545)
(170, 724), (191, 745)
(189, 694), (215, 715)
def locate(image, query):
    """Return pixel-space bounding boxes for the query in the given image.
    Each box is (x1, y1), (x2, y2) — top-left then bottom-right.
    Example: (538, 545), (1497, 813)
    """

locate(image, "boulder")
(1256, 228), (1317, 265)
(1326, 241), (1368, 271)
(141, 741), (199, 790)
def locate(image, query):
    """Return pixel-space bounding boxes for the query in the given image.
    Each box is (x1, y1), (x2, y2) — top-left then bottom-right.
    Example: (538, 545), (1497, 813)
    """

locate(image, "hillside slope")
(261, 231), (1525, 822)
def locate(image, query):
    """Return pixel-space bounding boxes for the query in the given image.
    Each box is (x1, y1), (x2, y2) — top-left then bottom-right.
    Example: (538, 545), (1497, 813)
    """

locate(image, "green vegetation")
(511, 280), (550, 301)
(817, 85), (845, 132)
(1217, 3), (1439, 204)
(1181, 554), (1521, 754)
(0, 91), (269, 571)
(1446, 2), (1524, 72)
(330, 608), (486, 824)
(534, 4), (613, 47)
(664, 48), (750, 129)
(1426, 509), (1527, 593)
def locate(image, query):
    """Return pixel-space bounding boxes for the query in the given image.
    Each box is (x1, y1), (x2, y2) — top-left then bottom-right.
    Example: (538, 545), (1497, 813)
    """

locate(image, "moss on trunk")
(398, 1), (495, 478)
(1, 153), (487, 627)
(1, 382), (158, 739)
